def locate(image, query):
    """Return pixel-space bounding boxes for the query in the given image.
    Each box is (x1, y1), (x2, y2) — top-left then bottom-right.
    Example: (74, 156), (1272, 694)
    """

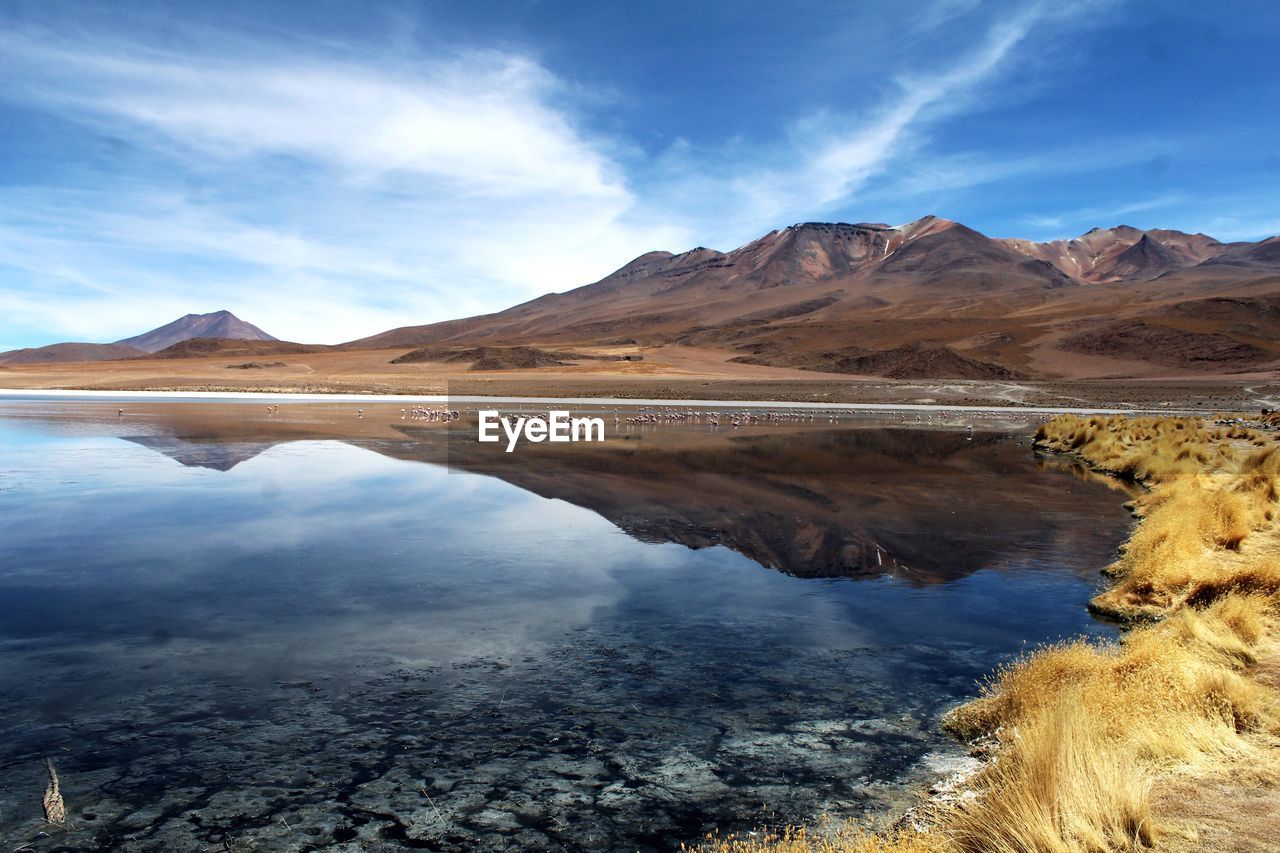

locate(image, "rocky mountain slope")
(346, 216), (1280, 378)
(7, 220), (1277, 380)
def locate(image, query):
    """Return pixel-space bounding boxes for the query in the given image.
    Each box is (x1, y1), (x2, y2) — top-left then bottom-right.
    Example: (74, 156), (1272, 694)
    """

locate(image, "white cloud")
(0, 2), (1122, 347)
(0, 34), (624, 201)
(0, 26), (687, 343)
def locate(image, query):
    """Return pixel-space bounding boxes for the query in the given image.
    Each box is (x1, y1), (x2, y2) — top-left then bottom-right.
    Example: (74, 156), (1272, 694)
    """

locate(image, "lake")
(0, 398), (1133, 851)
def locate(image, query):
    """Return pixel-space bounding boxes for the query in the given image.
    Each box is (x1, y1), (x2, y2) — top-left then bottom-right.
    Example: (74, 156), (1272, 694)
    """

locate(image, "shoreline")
(708, 413), (1280, 851)
(0, 351), (1274, 413)
(933, 415), (1279, 850)
(4, 398), (1275, 848)
(0, 387), (1203, 416)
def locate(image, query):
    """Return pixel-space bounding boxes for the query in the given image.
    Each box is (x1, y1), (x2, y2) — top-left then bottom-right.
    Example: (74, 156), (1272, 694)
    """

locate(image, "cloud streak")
(1, 32), (625, 200)
(0, 1), (1141, 347)
(639, 1), (1111, 246)
(0, 23), (688, 343)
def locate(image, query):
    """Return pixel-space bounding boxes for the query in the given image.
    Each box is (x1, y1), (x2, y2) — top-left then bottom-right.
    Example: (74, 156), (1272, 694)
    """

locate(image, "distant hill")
(143, 338), (324, 359)
(1, 310), (280, 365)
(116, 310), (277, 353)
(0, 342), (146, 365)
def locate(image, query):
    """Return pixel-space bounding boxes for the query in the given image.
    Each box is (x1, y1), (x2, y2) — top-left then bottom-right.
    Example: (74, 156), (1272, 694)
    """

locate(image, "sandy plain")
(1, 343), (1277, 412)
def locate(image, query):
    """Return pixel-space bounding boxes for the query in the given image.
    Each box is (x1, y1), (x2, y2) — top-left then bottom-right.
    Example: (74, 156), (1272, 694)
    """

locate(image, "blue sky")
(1, 0), (1278, 348)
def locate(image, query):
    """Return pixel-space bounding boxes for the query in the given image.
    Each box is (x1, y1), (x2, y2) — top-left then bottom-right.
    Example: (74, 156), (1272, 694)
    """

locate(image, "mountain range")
(341, 216), (1280, 378)
(5, 217), (1279, 379)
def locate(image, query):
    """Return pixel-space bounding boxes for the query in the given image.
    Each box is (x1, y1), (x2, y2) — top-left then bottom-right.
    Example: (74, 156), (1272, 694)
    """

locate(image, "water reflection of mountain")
(125, 422), (1132, 584)
(122, 436), (279, 471)
(405, 427), (1131, 582)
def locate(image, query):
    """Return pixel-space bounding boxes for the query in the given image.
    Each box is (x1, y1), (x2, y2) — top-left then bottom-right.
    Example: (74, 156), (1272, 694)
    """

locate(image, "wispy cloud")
(0, 24), (687, 343)
(0, 1), (1134, 347)
(1022, 193), (1190, 236)
(1195, 215), (1280, 242)
(0, 32), (624, 200)
(857, 142), (1175, 208)
(640, 1), (1113, 246)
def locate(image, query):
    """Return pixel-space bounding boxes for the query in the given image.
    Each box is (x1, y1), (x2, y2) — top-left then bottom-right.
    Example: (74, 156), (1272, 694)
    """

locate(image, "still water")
(0, 400), (1133, 851)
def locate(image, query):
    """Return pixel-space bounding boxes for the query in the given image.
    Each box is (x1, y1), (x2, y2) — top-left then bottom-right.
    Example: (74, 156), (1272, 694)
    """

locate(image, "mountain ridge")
(6, 219), (1278, 380)
(343, 217), (1279, 359)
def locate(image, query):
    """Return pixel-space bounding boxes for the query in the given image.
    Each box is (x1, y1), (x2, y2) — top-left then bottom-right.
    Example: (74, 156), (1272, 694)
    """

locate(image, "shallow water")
(0, 401), (1133, 851)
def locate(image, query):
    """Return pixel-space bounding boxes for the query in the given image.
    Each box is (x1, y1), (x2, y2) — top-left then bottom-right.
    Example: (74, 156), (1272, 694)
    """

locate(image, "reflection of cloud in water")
(0, 409), (1130, 850)
(20, 417), (1138, 588)
(11, 437), (893, 726)
(1, 431), (903, 687)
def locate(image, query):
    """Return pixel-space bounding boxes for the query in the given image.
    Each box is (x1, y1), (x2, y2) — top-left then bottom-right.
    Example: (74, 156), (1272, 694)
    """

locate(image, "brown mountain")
(345, 217), (1071, 349)
(116, 310), (277, 353)
(0, 342), (146, 365)
(1000, 225), (1232, 282)
(1105, 233), (1184, 280)
(345, 216), (1280, 378)
(8, 219), (1276, 380)
(1201, 236), (1280, 270)
(729, 342), (1023, 380)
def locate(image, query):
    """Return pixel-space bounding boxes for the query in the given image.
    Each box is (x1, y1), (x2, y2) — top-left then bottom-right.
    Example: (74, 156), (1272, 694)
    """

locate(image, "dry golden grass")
(942, 595), (1279, 852)
(699, 415), (1280, 853)
(1034, 415), (1280, 620)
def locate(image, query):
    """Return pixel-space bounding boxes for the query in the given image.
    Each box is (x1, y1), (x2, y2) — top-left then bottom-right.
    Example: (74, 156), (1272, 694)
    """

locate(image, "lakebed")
(0, 397), (1134, 851)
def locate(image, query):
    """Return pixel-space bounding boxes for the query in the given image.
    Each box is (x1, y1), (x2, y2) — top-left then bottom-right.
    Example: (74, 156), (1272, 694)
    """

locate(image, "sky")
(1, 0), (1278, 349)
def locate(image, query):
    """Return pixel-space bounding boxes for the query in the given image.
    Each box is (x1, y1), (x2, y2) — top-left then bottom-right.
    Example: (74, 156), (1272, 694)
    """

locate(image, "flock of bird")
(398, 405), (980, 432)
(618, 409), (841, 427)
(402, 406), (461, 421)
(609, 408), (976, 431)
(109, 402), (984, 434)
(110, 402), (980, 433)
